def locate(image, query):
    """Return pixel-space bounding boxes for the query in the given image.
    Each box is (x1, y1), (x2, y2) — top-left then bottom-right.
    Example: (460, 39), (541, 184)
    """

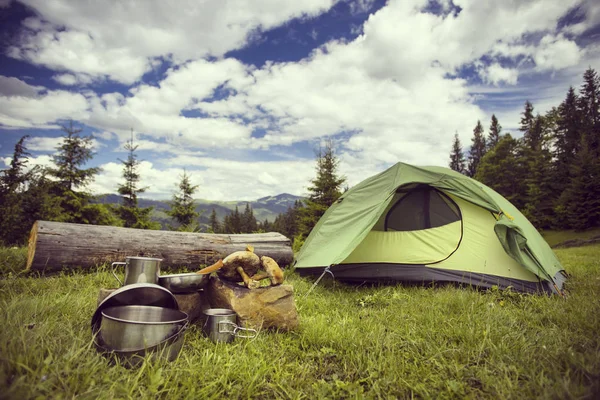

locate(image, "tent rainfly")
(294, 162), (567, 295)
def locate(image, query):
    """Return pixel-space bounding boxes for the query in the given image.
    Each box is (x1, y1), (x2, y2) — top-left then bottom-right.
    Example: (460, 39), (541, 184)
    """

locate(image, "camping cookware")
(158, 272), (208, 293)
(100, 305), (188, 350)
(95, 322), (187, 368)
(112, 256), (162, 286)
(91, 283), (179, 334)
(202, 308), (257, 343)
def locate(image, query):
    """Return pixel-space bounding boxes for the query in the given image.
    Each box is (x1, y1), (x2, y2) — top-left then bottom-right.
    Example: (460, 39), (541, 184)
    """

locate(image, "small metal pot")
(100, 305), (188, 350)
(158, 273), (208, 293)
(202, 308), (257, 343)
(112, 257), (162, 286)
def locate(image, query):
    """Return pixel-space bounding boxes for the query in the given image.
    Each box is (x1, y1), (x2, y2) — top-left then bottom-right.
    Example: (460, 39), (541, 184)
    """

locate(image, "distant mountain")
(93, 193), (304, 229)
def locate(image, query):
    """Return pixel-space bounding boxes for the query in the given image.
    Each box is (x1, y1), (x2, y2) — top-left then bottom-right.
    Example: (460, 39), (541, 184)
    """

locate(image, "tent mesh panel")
(385, 187), (460, 231)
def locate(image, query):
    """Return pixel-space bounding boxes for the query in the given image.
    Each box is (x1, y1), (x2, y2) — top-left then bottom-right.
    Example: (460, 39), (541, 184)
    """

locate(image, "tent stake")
(303, 266), (335, 299)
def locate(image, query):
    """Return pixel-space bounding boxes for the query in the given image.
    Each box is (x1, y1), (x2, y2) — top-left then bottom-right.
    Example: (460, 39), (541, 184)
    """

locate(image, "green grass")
(1, 246), (599, 399)
(541, 227), (600, 247)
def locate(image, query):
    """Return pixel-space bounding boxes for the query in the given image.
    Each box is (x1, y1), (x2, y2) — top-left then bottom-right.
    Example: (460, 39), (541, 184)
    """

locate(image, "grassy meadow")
(0, 244), (599, 399)
(541, 227), (600, 248)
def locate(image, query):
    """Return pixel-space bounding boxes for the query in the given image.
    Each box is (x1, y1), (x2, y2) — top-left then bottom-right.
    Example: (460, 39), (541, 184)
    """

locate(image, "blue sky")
(0, 0), (599, 200)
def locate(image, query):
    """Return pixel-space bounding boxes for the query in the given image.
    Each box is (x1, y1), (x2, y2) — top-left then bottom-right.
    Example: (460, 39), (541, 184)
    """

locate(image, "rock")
(96, 288), (207, 322)
(175, 291), (210, 322)
(205, 277), (299, 331)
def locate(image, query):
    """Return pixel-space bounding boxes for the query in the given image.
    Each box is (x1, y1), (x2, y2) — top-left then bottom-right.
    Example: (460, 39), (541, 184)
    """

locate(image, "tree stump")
(205, 277), (299, 331)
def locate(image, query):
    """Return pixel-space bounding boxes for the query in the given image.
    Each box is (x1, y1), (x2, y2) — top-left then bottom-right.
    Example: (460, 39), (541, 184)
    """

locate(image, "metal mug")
(112, 256), (162, 286)
(202, 308), (257, 343)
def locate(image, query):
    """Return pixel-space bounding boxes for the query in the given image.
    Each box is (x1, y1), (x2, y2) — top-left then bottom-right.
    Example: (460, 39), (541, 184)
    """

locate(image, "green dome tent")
(295, 162), (566, 295)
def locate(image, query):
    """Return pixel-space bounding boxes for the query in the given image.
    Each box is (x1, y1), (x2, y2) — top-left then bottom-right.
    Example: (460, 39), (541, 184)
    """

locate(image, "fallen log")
(26, 221), (293, 273)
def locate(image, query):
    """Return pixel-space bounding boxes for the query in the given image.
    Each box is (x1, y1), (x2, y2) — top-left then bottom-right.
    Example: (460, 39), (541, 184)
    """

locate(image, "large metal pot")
(95, 322), (187, 368)
(100, 305), (188, 350)
(112, 257), (162, 286)
(158, 272), (208, 293)
(91, 283), (179, 335)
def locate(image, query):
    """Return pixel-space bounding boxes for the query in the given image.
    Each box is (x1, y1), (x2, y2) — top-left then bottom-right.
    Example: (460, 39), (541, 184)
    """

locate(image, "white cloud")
(1, 154), (54, 170)
(347, 0), (377, 15)
(0, 75), (43, 97)
(26, 135), (104, 152)
(533, 34), (583, 72)
(93, 131), (117, 141)
(53, 73), (94, 86)
(10, 0), (337, 84)
(563, 2), (600, 35)
(0, 89), (89, 129)
(25, 136), (61, 152)
(86, 58), (255, 147)
(479, 63), (519, 86)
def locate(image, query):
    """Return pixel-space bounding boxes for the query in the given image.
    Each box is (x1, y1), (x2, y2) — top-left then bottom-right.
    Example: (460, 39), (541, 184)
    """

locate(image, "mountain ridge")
(94, 193), (304, 229)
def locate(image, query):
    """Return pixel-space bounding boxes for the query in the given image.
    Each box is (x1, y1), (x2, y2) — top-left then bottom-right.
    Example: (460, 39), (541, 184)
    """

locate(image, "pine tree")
(561, 136), (600, 230)
(0, 137), (62, 244)
(449, 132), (466, 174)
(488, 114), (502, 150)
(553, 87), (582, 227)
(48, 121), (100, 191)
(559, 68), (600, 229)
(578, 67), (600, 154)
(224, 206), (242, 233)
(521, 115), (554, 228)
(0, 135), (31, 193)
(0, 136), (32, 245)
(519, 100), (535, 137)
(298, 140), (345, 239)
(241, 203), (257, 233)
(208, 208), (220, 233)
(475, 134), (526, 209)
(273, 200), (303, 240)
(167, 170), (200, 231)
(467, 121), (487, 177)
(116, 132), (158, 229)
(259, 218), (272, 232)
(47, 121), (104, 223)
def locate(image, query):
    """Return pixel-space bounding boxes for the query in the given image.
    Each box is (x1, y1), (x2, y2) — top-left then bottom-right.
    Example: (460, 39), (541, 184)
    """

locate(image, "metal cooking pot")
(91, 283), (179, 335)
(158, 272), (208, 293)
(112, 257), (162, 286)
(95, 322), (187, 368)
(202, 308), (257, 343)
(100, 305), (188, 350)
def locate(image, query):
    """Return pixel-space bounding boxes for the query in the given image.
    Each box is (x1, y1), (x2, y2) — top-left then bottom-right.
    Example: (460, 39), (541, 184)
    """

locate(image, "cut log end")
(26, 221), (38, 271)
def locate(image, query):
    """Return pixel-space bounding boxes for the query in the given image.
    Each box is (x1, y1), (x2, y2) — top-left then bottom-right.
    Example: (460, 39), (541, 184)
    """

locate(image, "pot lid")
(91, 283), (178, 334)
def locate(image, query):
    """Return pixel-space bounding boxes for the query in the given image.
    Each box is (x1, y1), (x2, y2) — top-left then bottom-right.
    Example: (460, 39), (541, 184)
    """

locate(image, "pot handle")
(217, 321), (258, 339)
(233, 325), (257, 339)
(111, 262), (126, 286)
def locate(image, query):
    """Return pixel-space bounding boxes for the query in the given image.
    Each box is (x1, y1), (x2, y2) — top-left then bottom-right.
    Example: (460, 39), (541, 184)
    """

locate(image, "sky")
(0, 0), (599, 201)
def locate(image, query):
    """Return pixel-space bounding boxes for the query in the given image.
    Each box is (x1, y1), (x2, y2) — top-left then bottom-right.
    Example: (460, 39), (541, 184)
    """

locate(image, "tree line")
(0, 126), (203, 245)
(449, 67), (600, 230)
(0, 116), (346, 248)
